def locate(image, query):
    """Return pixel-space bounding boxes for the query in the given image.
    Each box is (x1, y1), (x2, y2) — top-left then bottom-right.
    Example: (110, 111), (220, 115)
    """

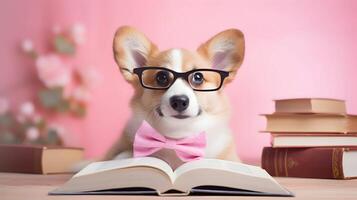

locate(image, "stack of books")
(261, 98), (357, 179)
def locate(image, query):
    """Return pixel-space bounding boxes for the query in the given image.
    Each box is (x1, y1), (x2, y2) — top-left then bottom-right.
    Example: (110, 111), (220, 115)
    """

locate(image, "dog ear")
(113, 26), (158, 82)
(197, 29), (245, 83)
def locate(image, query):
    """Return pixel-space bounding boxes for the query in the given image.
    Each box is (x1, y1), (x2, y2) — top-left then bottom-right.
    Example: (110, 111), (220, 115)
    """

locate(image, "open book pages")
(50, 157), (292, 196)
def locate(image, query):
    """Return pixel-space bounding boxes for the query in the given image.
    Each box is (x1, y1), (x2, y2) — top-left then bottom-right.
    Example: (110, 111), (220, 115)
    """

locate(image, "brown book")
(271, 134), (357, 147)
(261, 147), (357, 179)
(262, 113), (357, 133)
(274, 98), (346, 114)
(0, 144), (84, 174)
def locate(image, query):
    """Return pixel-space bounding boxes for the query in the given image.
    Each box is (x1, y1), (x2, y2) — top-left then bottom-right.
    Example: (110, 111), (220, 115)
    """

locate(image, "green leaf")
(54, 35), (75, 55)
(35, 118), (46, 130)
(47, 129), (60, 145)
(38, 87), (70, 112)
(71, 103), (86, 117)
(56, 100), (70, 112)
(0, 131), (17, 144)
(39, 88), (62, 108)
(0, 113), (15, 128)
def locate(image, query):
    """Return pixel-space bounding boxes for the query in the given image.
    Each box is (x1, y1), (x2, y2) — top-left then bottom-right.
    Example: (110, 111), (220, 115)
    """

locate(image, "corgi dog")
(105, 26), (245, 168)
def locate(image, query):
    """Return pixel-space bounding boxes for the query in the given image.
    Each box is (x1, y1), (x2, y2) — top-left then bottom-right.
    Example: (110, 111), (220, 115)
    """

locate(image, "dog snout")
(169, 95), (189, 112)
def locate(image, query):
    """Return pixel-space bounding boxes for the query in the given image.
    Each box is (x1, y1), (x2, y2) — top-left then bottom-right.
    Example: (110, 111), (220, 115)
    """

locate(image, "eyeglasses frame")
(131, 66), (230, 92)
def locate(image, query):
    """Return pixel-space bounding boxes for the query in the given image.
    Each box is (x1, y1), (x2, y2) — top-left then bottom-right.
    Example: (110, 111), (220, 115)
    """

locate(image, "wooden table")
(0, 172), (356, 200)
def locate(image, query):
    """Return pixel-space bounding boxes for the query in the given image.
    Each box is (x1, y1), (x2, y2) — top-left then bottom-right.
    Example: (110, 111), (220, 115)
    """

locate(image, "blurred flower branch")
(0, 23), (100, 145)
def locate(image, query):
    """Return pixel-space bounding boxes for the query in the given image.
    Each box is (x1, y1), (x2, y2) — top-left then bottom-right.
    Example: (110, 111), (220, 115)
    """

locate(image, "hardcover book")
(0, 144), (84, 174)
(262, 113), (357, 133)
(262, 147), (357, 179)
(50, 157), (293, 196)
(274, 98), (346, 114)
(271, 134), (357, 147)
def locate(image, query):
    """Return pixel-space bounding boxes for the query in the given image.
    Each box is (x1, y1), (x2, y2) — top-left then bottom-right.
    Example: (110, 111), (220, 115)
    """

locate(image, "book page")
(173, 159), (290, 195)
(51, 166), (174, 194)
(75, 157), (174, 181)
(174, 159), (266, 179)
(51, 158), (291, 196)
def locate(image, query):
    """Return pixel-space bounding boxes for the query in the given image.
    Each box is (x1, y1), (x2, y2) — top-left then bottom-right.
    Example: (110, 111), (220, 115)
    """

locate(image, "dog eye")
(155, 71), (170, 87)
(191, 72), (204, 85)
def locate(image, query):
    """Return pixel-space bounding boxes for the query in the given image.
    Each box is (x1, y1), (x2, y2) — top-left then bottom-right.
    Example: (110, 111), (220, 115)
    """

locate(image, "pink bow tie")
(133, 121), (206, 162)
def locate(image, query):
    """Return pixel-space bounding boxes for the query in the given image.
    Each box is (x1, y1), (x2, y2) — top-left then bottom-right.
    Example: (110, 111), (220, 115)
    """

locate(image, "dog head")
(113, 26), (244, 138)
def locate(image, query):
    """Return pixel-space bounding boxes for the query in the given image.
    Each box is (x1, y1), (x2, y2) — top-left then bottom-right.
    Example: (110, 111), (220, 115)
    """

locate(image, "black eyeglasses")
(131, 67), (229, 92)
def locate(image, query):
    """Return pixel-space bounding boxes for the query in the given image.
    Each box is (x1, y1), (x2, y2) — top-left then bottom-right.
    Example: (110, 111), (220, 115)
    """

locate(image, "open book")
(50, 157), (292, 196)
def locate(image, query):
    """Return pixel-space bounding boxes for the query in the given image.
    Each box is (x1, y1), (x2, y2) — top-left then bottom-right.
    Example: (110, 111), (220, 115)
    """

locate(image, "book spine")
(0, 145), (43, 173)
(261, 147), (345, 179)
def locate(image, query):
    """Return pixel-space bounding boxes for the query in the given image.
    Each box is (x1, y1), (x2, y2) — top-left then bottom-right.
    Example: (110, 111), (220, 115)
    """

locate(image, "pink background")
(1, 0), (357, 163)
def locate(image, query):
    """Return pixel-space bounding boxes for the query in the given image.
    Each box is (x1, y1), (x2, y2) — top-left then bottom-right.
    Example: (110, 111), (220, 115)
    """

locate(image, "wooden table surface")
(0, 172), (357, 200)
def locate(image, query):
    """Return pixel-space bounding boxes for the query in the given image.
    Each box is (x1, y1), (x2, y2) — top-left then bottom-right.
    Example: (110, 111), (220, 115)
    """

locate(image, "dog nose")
(170, 95), (189, 112)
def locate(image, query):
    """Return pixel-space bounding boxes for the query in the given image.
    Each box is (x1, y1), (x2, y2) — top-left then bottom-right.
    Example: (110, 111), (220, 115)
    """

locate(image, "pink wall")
(1, 0), (357, 163)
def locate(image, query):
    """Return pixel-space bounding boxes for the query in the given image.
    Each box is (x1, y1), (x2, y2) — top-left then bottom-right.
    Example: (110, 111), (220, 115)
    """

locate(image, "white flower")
(21, 39), (34, 53)
(35, 54), (72, 88)
(26, 127), (40, 141)
(20, 101), (35, 117)
(0, 97), (9, 115)
(70, 23), (86, 45)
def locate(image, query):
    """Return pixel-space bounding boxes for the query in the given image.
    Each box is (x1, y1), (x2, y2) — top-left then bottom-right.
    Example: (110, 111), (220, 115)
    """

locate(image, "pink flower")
(20, 101), (35, 117)
(35, 54), (72, 88)
(78, 67), (100, 90)
(52, 24), (62, 34)
(70, 23), (86, 45)
(26, 127), (40, 141)
(21, 39), (34, 53)
(0, 97), (9, 115)
(72, 86), (91, 102)
(16, 114), (26, 123)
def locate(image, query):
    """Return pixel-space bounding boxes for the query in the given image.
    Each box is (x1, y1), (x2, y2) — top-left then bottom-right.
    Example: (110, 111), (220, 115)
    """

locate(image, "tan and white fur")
(105, 26), (245, 168)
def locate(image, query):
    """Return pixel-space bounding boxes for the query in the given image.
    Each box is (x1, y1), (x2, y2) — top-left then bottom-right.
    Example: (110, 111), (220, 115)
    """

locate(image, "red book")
(261, 147), (357, 179)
